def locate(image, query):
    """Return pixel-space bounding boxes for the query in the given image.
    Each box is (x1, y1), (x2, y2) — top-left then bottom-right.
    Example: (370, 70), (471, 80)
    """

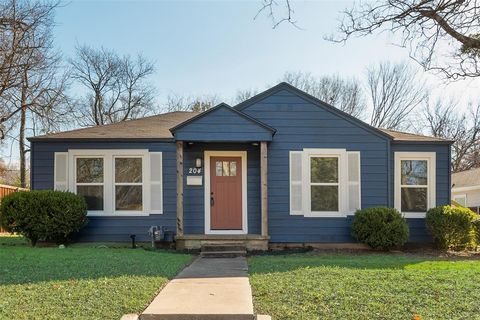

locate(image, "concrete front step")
(200, 242), (247, 258)
(200, 250), (246, 258)
(201, 244), (246, 252)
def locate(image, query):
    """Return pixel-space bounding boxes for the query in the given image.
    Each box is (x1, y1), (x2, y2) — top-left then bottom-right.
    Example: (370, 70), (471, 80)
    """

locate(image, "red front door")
(210, 156), (242, 230)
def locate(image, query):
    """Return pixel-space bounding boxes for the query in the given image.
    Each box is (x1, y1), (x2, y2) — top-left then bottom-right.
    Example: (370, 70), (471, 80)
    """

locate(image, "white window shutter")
(290, 151), (303, 215)
(54, 152), (68, 191)
(149, 152), (163, 214)
(347, 151), (361, 213)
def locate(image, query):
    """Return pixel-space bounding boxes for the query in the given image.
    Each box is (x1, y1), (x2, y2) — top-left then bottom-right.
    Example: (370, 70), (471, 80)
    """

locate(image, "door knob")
(210, 192), (214, 206)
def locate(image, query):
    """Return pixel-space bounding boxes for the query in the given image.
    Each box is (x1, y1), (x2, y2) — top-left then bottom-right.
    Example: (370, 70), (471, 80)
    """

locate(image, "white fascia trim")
(68, 149), (150, 217)
(394, 151), (436, 218)
(204, 151), (248, 235)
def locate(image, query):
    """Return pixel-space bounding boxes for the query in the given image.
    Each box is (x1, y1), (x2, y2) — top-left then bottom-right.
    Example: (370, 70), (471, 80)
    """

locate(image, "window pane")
(76, 158), (103, 183)
(77, 185), (103, 210)
(222, 161), (230, 176)
(116, 186), (143, 211)
(311, 157), (338, 183)
(230, 161), (237, 176)
(401, 160), (427, 185)
(401, 187), (427, 212)
(216, 161), (222, 176)
(115, 158), (142, 183)
(311, 185), (338, 211)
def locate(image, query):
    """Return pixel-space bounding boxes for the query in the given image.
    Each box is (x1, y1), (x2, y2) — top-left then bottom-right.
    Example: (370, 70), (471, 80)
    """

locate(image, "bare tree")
(258, 1), (480, 79)
(0, 0), (68, 187)
(333, 0), (480, 79)
(165, 94), (220, 112)
(422, 98), (480, 172)
(282, 71), (367, 119)
(0, 0), (61, 140)
(367, 61), (427, 130)
(70, 45), (156, 126)
(9, 55), (69, 187)
(234, 88), (259, 104)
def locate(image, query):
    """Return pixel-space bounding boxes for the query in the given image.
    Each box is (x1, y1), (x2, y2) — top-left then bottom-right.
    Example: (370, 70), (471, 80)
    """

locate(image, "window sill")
(304, 212), (348, 218)
(87, 212), (151, 217)
(402, 212), (426, 218)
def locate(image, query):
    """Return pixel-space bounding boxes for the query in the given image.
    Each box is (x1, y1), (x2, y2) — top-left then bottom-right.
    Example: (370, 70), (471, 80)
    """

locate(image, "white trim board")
(204, 151), (248, 235)
(452, 185), (480, 192)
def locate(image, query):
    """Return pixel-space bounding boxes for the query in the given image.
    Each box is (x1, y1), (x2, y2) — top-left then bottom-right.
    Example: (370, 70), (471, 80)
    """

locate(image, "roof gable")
(234, 82), (392, 141)
(170, 103), (276, 142)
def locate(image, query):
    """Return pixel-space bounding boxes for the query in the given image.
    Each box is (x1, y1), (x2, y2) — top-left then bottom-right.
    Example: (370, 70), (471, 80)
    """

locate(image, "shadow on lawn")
(247, 251), (480, 274)
(0, 236), (192, 286)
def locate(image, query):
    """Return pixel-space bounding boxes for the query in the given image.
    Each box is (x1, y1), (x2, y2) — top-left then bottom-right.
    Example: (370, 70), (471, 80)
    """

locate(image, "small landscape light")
(130, 234), (136, 249)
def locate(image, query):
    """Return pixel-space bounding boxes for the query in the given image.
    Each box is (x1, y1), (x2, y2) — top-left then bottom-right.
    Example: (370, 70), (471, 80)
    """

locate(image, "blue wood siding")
(30, 140), (261, 241)
(182, 143), (261, 235)
(31, 141), (177, 242)
(241, 89), (392, 243)
(173, 106), (273, 141)
(390, 143), (451, 242)
(29, 88), (451, 244)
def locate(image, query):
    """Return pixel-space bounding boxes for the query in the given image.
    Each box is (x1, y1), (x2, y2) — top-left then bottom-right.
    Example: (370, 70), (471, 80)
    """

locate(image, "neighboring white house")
(452, 168), (480, 214)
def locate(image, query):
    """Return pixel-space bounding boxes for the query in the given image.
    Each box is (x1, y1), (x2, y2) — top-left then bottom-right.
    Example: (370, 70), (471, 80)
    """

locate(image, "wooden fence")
(0, 184), (29, 232)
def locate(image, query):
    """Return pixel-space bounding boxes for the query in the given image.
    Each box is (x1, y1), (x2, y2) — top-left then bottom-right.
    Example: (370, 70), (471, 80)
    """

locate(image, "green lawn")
(0, 236), (192, 320)
(249, 253), (480, 320)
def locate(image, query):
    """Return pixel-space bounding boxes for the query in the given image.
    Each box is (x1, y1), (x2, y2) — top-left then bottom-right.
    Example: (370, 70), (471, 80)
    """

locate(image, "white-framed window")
(453, 194), (467, 207)
(394, 152), (436, 218)
(54, 149), (163, 216)
(75, 156), (105, 212)
(289, 148), (361, 217)
(114, 156), (144, 212)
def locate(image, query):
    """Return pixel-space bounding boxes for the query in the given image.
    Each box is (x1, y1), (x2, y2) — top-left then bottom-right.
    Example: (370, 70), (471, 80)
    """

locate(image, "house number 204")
(188, 168), (202, 174)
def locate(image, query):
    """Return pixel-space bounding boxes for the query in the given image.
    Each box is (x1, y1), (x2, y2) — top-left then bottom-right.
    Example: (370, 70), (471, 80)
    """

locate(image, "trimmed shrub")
(474, 218), (480, 249)
(0, 190), (87, 245)
(351, 207), (409, 250)
(426, 205), (477, 251)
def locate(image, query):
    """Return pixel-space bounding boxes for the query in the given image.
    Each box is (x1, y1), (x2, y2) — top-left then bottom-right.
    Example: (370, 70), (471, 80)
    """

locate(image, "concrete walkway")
(141, 257), (255, 320)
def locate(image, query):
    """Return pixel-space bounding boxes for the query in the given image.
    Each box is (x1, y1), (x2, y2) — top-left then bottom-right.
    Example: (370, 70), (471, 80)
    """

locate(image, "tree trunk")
(19, 75), (27, 188)
(19, 104), (26, 188)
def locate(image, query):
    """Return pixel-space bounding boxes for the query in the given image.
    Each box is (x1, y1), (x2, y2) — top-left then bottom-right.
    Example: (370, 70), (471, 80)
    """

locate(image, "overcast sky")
(2, 0), (480, 163)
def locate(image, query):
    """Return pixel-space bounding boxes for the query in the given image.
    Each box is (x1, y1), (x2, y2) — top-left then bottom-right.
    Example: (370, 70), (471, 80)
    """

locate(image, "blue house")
(28, 83), (452, 249)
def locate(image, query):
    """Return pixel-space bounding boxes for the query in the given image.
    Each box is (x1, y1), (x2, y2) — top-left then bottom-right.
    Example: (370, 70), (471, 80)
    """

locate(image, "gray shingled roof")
(28, 107), (451, 143)
(452, 168), (480, 188)
(28, 111), (198, 141)
(379, 128), (453, 143)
